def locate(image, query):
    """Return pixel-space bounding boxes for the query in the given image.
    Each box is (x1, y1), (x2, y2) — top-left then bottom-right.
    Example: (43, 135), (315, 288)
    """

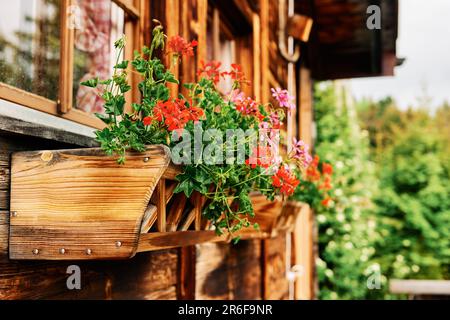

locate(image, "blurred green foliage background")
(314, 82), (450, 299)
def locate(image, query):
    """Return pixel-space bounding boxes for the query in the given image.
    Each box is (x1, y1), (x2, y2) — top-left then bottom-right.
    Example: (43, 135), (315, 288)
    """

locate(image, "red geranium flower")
(143, 116), (153, 126)
(197, 60), (226, 84)
(322, 163), (333, 175)
(272, 166), (300, 196)
(246, 146), (275, 169)
(225, 63), (250, 86)
(168, 35), (197, 57)
(321, 197), (332, 207)
(306, 155), (321, 181)
(150, 99), (205, 132)
(189, 106), (205, 122)
(319, 175), (333, 191)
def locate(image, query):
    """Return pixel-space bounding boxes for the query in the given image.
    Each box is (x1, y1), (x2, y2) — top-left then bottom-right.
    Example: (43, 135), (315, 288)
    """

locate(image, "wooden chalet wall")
(0, 0), (307, 300)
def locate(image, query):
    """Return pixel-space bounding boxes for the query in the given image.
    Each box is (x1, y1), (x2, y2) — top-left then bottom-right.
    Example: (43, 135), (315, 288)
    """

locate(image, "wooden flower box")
(250, 194), (306, 237)
(8, 146), (267, 261)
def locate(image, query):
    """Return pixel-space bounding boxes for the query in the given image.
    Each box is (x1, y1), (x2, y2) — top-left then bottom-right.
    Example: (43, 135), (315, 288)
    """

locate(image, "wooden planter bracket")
(8, 146), (302, 261)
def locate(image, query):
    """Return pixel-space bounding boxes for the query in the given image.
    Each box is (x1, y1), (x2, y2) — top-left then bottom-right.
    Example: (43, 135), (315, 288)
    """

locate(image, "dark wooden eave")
(296, 0), (399, 80)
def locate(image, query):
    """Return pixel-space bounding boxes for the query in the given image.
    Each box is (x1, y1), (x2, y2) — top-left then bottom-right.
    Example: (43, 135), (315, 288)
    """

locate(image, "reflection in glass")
(73, 0), (124, 114)
(207, 8), (236, 95)
(0, 0), (60, 100)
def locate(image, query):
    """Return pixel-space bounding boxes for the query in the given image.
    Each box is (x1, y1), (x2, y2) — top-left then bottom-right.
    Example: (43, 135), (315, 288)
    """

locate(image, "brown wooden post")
(294, 66), (315, 300)
(260, 0), (270, 103)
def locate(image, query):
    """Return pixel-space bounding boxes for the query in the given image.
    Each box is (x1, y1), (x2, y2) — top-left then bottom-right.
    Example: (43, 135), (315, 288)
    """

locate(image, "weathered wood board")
(196, 240), (262, 300)
(263, 233), (289, 300)
(9, 145), (170, 260)
(0, 134), (179, 300)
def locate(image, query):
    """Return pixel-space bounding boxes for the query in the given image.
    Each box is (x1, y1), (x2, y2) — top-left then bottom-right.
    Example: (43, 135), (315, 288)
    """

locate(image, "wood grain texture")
(9, 145), (170, 260)
(250, 193), (284, 235)
(156, 180), (167, 232)
(166, 193), (187, 232)
(294, 204), (314, 300)
(1, 132), (179, 300)
(0, 210), (8, 254)
(137, 229), (268, 253)
(264, 234), (289, 300)
(0, 249), (178, 300)
(196, 240), (262, 300)
(137, 231), (225, 252)
(275, 201), (306, 234)
(178, 246), (196, 300)
(140, 204), (157, 233)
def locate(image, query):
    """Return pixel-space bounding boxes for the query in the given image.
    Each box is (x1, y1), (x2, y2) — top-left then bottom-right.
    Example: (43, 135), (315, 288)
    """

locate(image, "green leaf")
(99, 79), (112, 85)
(174, 179), (195, 198)
(132, 103), (142, 112)
(114, 60), (129, 69)
(80, 78), (99, 88)
(164, 71), (179, 84)
(95, 113), (114, 125)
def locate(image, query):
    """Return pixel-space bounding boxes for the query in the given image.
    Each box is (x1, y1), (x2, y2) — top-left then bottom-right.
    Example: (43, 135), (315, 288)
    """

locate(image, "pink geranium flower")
(268, 112), (281, 129)
(290, 138), (313, 168)
(271, 88), (295, 112)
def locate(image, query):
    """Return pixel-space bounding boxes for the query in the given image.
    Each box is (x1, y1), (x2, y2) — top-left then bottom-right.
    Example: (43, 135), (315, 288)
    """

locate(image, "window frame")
(207, 1), (255, 97)
(0, 0), (145, 129)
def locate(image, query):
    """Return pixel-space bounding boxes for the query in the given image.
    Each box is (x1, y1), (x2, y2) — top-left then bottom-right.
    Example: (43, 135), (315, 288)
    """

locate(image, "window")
(0, 0), (60, 100)
(72, 0), (125, 115)
(207, 8), (235, 94)
(0, 0), (144, 129)
(206, 1), (254, 96)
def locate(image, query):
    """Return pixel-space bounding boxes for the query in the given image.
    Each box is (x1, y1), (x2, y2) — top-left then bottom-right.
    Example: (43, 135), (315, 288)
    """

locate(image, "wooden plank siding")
(0, 133), (179, 300)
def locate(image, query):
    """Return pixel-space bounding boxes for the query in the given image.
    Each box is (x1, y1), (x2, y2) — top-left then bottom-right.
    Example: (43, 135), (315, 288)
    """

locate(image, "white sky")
(349, 0), (450, 110)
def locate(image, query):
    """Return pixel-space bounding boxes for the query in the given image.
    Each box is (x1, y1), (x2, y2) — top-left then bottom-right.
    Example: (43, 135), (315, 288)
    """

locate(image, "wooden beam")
(59, 0), (74, 114)
(156, 180), (167, 232)
(390, 280), (450, 296)
(112, 0), (140, 19)
(166, 194), (187, 232)
(293, 204), (314, 299)
(137, 231), (225, 252)
(0, 83), (104, 129)
(178, 246), (196, 299)
(298, 66), (313, 147)
(165, 0), (180, 98)
(260, 0), (270, 103)
(253, 13), (261, 101)
(294, 66), (315, 300)
(196, 0), (208, 68)
(137, 230), (268, 252)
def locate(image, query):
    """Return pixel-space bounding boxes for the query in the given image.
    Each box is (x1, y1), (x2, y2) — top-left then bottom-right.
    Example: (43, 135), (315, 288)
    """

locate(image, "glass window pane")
(206, 8), (235, 95)
(0, 0), (60, 101)
(73, 0), (124, 114)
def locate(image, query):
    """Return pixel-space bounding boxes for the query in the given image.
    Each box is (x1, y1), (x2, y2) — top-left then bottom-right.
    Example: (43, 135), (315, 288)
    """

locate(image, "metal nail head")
(115, 241), (122, 248)
(32, 249), (39, 255)
(59, 248), (66, 254)
(143, 157), (150, 163)
(11, 211), (17, 218)
(86, 248), (92, 255)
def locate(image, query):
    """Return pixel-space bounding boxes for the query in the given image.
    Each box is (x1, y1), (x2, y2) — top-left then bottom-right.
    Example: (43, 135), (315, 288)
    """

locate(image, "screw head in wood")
(115, 241), (122, 248)
(11, 211), (17, 218)
(143, 157), (150, 163)
(59, 248), (66, 254)
(86, 248), (92, 255)
(32, 249), (39, 255)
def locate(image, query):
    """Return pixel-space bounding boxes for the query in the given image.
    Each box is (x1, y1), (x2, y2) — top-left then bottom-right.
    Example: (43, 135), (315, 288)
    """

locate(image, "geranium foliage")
(81, 23), (313, 239)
